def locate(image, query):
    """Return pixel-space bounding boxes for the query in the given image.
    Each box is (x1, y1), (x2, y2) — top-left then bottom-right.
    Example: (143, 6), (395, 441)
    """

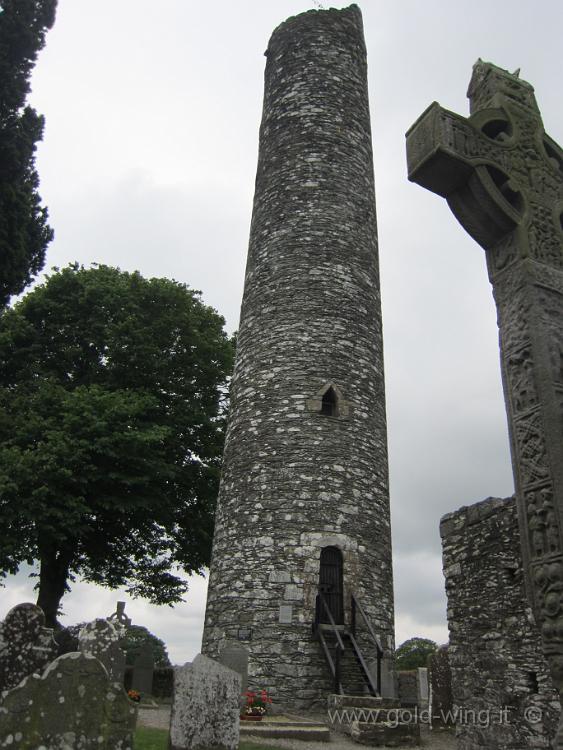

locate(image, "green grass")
(134, 726), (169, 750)
(134, 728), (284, 750)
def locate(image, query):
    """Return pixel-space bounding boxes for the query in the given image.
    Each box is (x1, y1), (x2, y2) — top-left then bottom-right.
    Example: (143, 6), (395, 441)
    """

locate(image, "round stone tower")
(202, 4), (395, 710)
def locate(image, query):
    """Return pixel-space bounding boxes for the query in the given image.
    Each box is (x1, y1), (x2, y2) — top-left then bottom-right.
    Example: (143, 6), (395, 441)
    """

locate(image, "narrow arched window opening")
(321, 386), (338, 417)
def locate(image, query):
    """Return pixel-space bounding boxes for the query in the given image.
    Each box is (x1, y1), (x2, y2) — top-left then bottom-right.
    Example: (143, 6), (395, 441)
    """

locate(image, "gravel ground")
(241, 727), (456, 750)
(137, 706), (456, 748)
(137, 705), (171, 730)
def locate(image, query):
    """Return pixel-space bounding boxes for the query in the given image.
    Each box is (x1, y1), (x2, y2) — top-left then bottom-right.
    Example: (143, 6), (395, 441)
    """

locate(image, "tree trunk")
(36, 541), (73, 628)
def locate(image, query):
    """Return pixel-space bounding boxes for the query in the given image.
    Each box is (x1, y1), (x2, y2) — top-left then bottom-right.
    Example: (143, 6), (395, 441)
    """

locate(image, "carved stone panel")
(514, 410), (551, 488)
(505, 346), (538, 415)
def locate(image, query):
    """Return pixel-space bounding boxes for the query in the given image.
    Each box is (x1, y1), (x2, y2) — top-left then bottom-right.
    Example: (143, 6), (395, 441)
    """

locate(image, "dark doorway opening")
(318, 546), (344, 624)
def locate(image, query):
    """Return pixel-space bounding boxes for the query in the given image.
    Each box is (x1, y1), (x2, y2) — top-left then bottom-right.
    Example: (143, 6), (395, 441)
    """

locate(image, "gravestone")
(407, 60), (563, 744)
(79, 618), (126, 684)
(132, 641), (154, 695)
(417, 667), (429, 708)
(218, 642), (249, 693)
(169, 654), (241, 750)
(397, 671), (419, 707)
(428, 645), (453, 725)
(0, 652), (136, 749)
(0, 602), (57, 693)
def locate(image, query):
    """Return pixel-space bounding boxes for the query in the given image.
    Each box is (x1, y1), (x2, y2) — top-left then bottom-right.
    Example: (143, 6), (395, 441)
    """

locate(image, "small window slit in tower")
(321, 386), (338, 416)
(528, 671), (539, 694)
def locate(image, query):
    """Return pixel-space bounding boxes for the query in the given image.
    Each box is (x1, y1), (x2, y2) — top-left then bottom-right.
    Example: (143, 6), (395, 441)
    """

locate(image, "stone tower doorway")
(318, 546), (344, 624)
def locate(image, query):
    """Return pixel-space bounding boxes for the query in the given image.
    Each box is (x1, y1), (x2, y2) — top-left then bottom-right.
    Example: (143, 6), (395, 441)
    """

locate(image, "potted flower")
(241, 689), (272, 721)
(127, 689), (141, 703)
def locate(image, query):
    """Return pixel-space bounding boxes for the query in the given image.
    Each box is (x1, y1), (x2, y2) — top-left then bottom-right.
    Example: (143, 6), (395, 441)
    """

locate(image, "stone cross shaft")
(406, 59), (563, 712)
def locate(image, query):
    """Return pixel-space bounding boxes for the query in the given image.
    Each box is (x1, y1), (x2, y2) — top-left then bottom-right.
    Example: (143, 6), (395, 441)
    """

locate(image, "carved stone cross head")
(406, 59), (563, 280)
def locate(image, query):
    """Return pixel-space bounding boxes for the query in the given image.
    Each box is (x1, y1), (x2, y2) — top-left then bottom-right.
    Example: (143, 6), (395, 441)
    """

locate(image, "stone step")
(240, 719), (330, 742)
(351, 721), (421, 746)
(326, 700), (422, 745)
(328, 706), (411, 723)
(328, 694), (400, 709)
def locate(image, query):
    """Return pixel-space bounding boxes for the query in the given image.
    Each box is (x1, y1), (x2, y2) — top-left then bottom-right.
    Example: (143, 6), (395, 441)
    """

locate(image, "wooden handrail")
(351, 592), (383, 696)
(347, 631), (378, 696)
(313, 593), (345, 694)
(318, 628), (336, 674)
(316, 593), (345, 652)
(351, 593), (383, 655)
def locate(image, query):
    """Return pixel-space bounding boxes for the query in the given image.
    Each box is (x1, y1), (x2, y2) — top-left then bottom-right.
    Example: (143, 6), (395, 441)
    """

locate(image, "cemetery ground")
(136, 704), (456, 749)
(134, 726), (456, 750)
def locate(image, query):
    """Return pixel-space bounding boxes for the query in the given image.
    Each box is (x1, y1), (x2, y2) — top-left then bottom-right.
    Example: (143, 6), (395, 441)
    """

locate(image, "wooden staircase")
(321, 629), (373, 695)
(312, 592), (382, 697)
(312, 593), (421, 745)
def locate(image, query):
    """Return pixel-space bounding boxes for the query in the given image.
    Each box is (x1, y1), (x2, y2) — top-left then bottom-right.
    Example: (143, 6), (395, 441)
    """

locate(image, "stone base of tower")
(204, 586), (395, 712)
(203, 632), (392, 713)
(202, 640), (325, 712)
(203, 529), (395, 711)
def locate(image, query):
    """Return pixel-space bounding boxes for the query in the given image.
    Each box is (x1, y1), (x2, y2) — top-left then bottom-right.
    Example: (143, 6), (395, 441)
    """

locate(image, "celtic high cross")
(407, 60), (563, 739)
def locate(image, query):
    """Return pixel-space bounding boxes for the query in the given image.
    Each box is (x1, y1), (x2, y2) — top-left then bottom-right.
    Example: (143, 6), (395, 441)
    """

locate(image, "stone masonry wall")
(440, 496), (560, 749)
(202, 4), (395, 711)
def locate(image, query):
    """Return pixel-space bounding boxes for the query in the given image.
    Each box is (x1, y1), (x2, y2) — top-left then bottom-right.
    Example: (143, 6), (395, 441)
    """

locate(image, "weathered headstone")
(407, 60), (563, 743)
(397, 671), (419, 707)
(0, 652), (136, 749)
(0, 602), (57, 694)
(417, 667), (429, 707)
(428, 645), (453, 725)
(377, 656), (398, 700)
(218, 642), (249, 694)
(79, 618), (126, 684)
(132, 641), (155, 695)
(169, 654), (241, 750)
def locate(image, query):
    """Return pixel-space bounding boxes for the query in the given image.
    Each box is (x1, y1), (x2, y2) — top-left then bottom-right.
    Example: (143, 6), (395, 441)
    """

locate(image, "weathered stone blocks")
(350, 719), (420, 747)
(441, 496), (560, 749)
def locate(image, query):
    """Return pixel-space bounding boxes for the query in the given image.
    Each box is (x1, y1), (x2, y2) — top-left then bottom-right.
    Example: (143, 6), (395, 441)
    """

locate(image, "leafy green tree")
(0, 263), (234, 626)
(123, 624), (171, 667)
(395, 637), (438, 670)
(0, 0), (57, 308)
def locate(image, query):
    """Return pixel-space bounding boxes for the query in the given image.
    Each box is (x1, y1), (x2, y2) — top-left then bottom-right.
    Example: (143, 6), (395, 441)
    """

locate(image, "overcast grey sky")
(2, 0), (561, 664)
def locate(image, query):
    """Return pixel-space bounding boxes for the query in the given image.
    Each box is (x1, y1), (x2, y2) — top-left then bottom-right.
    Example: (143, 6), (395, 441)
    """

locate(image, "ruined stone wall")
(202, 4), (394, 710)
(440, 496), (560, 749)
